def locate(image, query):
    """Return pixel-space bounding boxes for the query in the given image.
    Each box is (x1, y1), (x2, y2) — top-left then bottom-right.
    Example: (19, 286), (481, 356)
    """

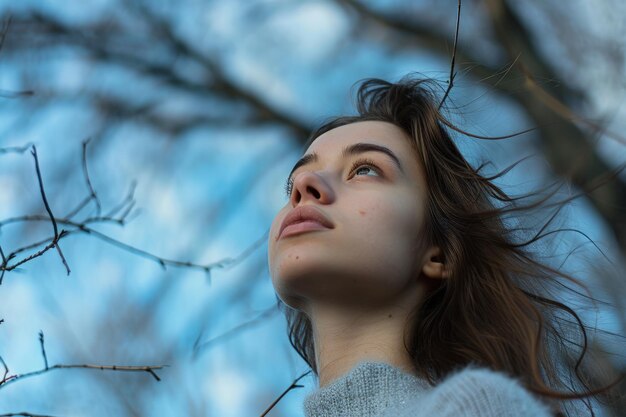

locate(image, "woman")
(267, 75), (622, 417)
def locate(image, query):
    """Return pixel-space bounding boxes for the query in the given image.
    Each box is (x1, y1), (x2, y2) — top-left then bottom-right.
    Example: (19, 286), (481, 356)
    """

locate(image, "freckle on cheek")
(296, 256), (299, 260)
(358, 210), (366, 216)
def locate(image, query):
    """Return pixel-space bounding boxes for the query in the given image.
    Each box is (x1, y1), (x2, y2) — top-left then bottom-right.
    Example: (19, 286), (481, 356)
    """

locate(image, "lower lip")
(279, 221), (330, 239)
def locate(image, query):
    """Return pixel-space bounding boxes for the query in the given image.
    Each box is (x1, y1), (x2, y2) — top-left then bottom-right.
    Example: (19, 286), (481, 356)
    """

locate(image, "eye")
(283, 157), (383, 197)
(349, 158), (382, 178)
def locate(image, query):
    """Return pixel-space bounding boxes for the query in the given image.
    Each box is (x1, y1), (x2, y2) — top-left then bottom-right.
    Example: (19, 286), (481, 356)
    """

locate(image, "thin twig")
(104, 181), (137, 218)
(0, 217), (267, 279)
(63, 138), (102, 220)
(259, 369), (312, 417)
(0, 231), (68, 273)
(520, 64), (626, 146)
(0, 89), (34, 98)
(81, 137), (101, 216)
(66, 184), (134, 222)
(3, 234), (61, 260)
(0, 413), (58, 417)
(438, 0), (462, 109)
(0, 19), (33, 99)
(0, 15), (11, 54)
(30, 146), (70, 275)
(0, 143), (140, 279)
(31, 146), (60, 238)
(193, 306), (278, 359)
(0, 356), (8, 382)
(38, 331), (48, 370)
(63, 195), (93, 220)
(0, 362), (166, 390)
(0, 335), (166, 391)
(0, 143), (35, 155)
(0, 244), (6, 284)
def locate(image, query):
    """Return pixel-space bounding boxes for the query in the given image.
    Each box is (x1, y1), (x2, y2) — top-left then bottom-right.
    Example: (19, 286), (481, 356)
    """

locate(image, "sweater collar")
(303, 361), (432, 417)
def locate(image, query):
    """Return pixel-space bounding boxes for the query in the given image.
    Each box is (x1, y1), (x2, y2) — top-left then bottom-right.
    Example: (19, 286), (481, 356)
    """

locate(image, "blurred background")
(0, 0), (625, 416)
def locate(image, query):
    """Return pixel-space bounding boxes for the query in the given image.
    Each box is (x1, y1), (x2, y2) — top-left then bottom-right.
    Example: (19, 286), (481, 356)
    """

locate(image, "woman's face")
(268, 121), (431, 311)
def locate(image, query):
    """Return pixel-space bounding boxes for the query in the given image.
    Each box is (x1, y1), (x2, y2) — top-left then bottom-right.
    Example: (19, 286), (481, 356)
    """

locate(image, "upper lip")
(278, 205), (334, 239)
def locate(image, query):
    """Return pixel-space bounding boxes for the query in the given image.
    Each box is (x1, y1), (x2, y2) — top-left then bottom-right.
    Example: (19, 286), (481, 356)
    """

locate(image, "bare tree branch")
(481, 0), (626, 253)
(80, 138), (101, 216)
(0, 244), (7, 284)
(520, 66), (626, 146)
(30, 146), (70, 275)
(0, 334), (166, 391)
(0, 143), (35, 154)
(259, 369), (312, 417)
(38, 331), (48, 370)
(438, 0), (462, 109)
(6, 11), (312, 138)
(0, 15), (11, 54)
(0, 17), (35, 98)
(125, 1), (311, 136)
(0, 363), (165, 390)
(0, 214), (268, 280)
(0, 89), (34, 98)
(0, 231), (69, 275)
(192, 305), (279, 359)
(0, 356), (8, 382)
(1, 137), (266, 280)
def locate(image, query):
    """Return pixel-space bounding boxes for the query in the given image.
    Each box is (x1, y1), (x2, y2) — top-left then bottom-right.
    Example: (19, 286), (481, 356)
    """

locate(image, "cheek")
(363, 197), (421, 235)
(358, 198), (423, 266)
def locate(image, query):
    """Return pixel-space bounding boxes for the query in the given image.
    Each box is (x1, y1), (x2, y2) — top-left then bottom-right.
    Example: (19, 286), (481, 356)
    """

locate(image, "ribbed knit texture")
(303, 361), (555, 417)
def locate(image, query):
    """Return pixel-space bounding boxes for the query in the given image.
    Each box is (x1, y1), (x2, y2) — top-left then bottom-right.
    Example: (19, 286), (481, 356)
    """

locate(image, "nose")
(290, 171), (335, 207)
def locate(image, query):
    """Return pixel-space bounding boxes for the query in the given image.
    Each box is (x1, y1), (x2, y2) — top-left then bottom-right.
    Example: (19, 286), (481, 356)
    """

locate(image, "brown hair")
(276, 75), (625, 416)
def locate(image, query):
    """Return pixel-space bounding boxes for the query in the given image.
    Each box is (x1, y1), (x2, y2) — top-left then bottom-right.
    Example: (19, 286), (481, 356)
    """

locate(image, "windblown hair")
(277, 75), (624, 416)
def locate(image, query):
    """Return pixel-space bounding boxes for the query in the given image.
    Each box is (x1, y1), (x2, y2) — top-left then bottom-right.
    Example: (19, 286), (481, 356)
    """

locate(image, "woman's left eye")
(350, 158), (381, 177)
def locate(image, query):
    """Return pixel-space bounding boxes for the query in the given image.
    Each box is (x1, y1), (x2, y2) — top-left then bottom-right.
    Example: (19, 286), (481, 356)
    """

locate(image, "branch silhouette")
(1, 140), (268, 281)
(259, 369), (312, 417)
(7, 10), (312, 137)
(0, 143), (34, 154)
(0, 332), (166, 392)
(0, 216), (268, 281)
(30, 145), (70, 275)
(192, 305), (279, 360)
(438, 0), (461, 109)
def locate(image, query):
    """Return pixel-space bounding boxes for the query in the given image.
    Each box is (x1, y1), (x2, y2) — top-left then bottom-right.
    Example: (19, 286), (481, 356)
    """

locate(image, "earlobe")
(421, 246), (449, 280)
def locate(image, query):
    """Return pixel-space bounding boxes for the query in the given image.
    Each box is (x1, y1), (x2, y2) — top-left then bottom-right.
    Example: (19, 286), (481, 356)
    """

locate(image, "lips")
(277, 205), (334, 240)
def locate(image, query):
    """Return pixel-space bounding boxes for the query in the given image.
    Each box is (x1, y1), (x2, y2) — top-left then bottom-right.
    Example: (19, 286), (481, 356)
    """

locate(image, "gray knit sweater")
(303, 361), (555, 417)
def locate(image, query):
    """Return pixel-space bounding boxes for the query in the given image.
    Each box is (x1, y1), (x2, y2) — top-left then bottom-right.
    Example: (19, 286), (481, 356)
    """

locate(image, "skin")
(268, 121), (448, 387)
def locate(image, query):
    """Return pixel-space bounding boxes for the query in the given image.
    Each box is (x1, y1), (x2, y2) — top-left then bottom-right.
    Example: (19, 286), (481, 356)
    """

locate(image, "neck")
(308, 282), (426, 387)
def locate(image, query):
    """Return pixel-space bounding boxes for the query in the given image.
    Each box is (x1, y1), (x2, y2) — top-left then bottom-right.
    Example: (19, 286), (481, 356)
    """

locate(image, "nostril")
(307, 186), (320, 199)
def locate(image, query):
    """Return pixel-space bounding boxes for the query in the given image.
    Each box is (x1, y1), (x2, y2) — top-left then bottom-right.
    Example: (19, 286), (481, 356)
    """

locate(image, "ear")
(420, 246), (449, 280)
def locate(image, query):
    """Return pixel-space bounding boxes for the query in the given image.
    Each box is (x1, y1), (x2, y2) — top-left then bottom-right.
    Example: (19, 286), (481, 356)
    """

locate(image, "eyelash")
(284, 158), (382, 197)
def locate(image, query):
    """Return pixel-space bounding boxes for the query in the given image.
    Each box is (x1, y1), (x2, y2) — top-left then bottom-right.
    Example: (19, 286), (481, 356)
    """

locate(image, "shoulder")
(394, 365), (556, 417)
(435, 365), (554, 416)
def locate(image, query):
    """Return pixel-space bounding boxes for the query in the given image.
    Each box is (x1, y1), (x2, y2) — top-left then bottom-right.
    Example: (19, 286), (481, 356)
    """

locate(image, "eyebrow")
(287, 142), (404, 180)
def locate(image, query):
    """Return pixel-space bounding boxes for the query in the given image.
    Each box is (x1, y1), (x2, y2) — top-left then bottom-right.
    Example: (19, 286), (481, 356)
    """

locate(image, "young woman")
(267, 76), (623, 417)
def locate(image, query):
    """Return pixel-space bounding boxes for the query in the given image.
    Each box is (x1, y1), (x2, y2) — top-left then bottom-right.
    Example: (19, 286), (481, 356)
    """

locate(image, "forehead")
(307, 121), (414, 155)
